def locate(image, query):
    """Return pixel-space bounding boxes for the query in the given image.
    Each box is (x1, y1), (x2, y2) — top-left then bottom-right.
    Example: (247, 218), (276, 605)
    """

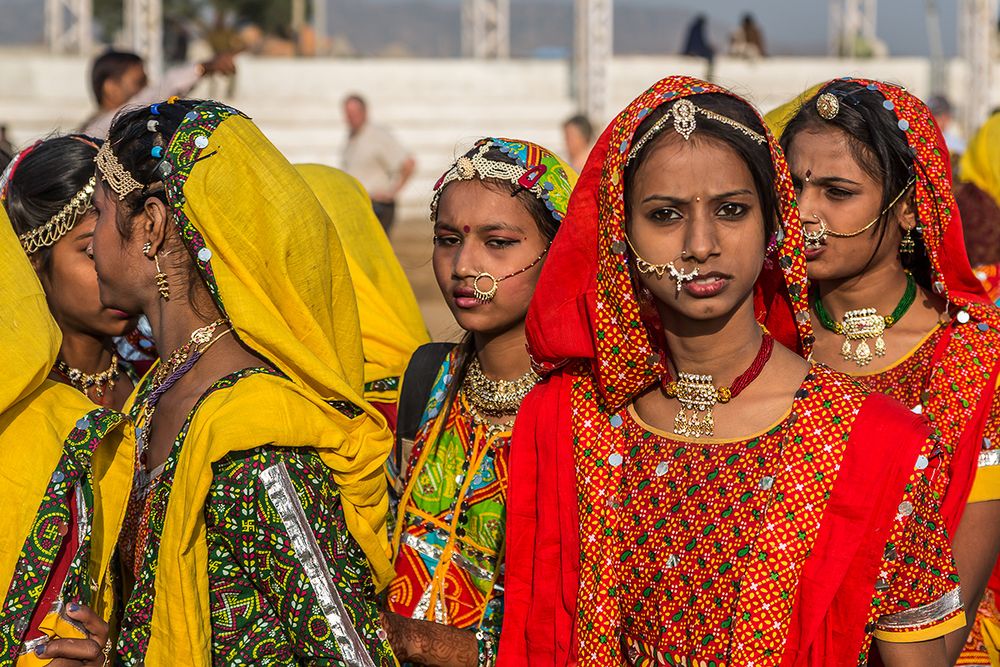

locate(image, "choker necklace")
(462, 357), (540, 418)
(661, 333), (774, 438)
(813, 271), (916, 367)
(55, 353), (121, 398)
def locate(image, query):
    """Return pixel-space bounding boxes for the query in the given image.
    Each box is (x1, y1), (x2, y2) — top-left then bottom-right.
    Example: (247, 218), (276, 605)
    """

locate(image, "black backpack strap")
(394, 342), (457, 478)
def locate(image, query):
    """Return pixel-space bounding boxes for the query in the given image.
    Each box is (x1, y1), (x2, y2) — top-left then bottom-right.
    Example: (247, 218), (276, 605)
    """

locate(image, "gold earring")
(900, 227), (915, 256)
(154, 253), (170, 301)
(142, 241), (152, 256)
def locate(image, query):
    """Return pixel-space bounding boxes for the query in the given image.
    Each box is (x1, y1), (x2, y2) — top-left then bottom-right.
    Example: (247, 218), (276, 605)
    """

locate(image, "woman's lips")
(682, 273), (730, 298)
(804, 244), (826, 261)
(453, 287), (483, 309)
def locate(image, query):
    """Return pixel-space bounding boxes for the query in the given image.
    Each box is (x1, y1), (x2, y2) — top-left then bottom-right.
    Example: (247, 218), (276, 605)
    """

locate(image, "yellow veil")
(105, 103), (394, 664)
(0, 207), (126, 640)
(961, 111), (1000, 208)
(764, 82), (825, 138)
(295, 164), (429, 403)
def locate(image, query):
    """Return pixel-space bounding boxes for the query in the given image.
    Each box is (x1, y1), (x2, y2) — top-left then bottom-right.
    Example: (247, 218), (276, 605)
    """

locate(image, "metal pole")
(45, 0), (93, 54)
(461, 0), (510, 59)
(573, 0), (612, 124)
(313, 0), (328, 56)
(123, 0), (163, 82)
(960, 0), (998, 133)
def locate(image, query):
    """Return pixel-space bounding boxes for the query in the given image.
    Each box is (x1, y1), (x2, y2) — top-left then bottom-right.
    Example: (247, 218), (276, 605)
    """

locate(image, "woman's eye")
(486, 238), (518, 249)
(826, 187), (854, 200)
(717, 203), (748, 218)
(649, 208), (682, 223)
(432, 235), (459, 247)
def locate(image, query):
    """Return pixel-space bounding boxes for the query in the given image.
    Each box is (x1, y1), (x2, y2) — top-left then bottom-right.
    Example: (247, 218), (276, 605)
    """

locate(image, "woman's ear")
(140, 196), (169, 255)
(896, 190), (918, 234)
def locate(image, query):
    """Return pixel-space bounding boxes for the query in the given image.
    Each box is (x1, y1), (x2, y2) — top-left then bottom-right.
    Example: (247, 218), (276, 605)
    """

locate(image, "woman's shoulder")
(808, 363), (926, 433)
(209, 444), (334, 499)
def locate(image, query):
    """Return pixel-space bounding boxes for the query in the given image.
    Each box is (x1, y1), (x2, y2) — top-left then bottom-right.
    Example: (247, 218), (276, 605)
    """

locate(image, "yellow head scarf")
(295, 164), (429, 403)
(764, 82), (825, 139)
(104, 102), (394, 664)
(961, 111), (1000, 208)
(0, 207), (126, 637)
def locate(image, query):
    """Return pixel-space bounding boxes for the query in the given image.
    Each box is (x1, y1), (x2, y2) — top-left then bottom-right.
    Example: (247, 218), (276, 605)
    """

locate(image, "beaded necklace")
(54, 353), (121, 398)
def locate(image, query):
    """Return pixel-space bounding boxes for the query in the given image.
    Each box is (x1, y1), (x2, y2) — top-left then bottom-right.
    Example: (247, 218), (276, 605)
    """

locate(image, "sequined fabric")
(117, 369), (391, 665)
(597, 366), (960, 666)
(0, 409), (119, 662)
(389, 348), (507, 641)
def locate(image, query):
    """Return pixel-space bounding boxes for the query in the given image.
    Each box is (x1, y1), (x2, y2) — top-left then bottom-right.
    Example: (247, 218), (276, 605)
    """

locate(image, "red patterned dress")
(859, 318), (1000, 665)
(613, 366), (961, 666)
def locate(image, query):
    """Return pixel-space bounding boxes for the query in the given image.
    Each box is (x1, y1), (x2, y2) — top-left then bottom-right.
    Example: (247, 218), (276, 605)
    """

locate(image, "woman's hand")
(36, 602), (112, 667)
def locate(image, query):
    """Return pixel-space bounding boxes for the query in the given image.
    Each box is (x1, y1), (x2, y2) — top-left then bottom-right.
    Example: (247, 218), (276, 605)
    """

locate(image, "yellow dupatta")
(296, 164), (429, 403)
(0, 207), (127, 644)
(961, 111), (1000, 208)
(102, 103), (395, 665)
(764, 82), (825, 138)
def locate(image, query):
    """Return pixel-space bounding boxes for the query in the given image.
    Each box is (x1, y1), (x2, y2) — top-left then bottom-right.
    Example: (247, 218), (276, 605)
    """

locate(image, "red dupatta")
(807, 79), (1000, 533)
(499, 76), (937, 666)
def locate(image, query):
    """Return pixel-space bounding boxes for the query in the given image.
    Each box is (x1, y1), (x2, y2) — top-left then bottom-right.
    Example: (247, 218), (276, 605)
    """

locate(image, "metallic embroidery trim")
(980, 450), (1000, 468)
(260, 462), (377, 667)
(74, 482), (89, 545)
(875, 585), (962, 631)
(401, 531), (494, 581)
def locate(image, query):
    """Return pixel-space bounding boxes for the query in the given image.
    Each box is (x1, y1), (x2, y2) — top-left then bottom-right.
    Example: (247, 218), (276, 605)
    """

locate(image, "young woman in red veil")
(498, 76), (963, 666)
(779, 80), (1000, 664)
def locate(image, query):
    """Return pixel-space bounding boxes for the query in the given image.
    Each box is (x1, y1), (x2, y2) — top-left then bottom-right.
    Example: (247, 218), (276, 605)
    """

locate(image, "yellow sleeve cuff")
(969, 459), (1000, 504)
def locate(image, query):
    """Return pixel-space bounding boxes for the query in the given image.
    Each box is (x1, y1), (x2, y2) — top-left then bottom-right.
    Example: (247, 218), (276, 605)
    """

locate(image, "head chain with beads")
(95, 141), (143, 200)
(430, 140), (555, 221)
(626, 97), (767, 164)
(17, 176), (96, 254)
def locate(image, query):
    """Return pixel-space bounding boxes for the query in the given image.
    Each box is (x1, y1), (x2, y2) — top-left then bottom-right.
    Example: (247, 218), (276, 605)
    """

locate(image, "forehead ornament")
(816, 92), (840, 120)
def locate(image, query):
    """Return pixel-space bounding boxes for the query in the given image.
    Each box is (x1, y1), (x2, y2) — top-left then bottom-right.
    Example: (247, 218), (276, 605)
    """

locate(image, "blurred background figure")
(927, 94), (966, 165)
(562, 113), (594, 172)
(681, 14), (715, 78)
(342, 93), (415, 234)
(730, 12), (767, 59)
(957, 111), (1000, 303)
(0, 125), (13, 171)
(80, 49), (236, 138)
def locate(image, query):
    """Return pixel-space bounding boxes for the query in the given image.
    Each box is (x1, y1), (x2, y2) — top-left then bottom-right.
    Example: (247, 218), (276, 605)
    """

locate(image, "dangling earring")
(900, 227), (915, 256)
(153, 253), (170, 301)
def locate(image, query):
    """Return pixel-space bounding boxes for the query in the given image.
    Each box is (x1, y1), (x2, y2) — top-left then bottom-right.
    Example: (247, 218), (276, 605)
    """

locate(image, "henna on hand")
(380, 610), (479, 667)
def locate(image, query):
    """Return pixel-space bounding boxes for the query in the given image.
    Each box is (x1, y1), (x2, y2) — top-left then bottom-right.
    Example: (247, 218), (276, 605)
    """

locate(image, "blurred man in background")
(342, 93), (415, 233)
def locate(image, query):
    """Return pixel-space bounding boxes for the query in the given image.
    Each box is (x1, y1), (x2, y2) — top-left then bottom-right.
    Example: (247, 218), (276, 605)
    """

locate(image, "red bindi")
(463, 225), (471, 233)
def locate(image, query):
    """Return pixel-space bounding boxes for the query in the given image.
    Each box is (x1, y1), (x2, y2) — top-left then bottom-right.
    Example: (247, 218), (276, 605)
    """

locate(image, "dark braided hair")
(780, 81), (931, 286)
(103, 99), (217, 315)
(103, 99), (203, 238)
(5, 134), (100, 270)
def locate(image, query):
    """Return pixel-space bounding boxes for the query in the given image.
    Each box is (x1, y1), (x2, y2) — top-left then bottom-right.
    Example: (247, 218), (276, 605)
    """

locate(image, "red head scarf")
(516, 74), (814, 666)
(787, 79), (1000, 531)
(526, 75), (813, 409)
(792, 78), (992, 309)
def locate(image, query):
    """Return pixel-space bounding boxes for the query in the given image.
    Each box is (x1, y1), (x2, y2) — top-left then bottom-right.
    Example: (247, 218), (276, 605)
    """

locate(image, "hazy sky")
(0, 0), (965, 57)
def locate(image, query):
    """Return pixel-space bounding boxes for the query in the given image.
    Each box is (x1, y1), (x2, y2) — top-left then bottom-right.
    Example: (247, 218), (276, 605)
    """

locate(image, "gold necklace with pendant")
(661, 333), (774, 438)
(813, 271), (917, 367)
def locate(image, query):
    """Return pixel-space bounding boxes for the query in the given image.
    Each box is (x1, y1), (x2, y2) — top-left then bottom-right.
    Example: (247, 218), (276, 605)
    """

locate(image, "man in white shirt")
(80, 50), (236, 139)
(342, 94), (415, 233)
